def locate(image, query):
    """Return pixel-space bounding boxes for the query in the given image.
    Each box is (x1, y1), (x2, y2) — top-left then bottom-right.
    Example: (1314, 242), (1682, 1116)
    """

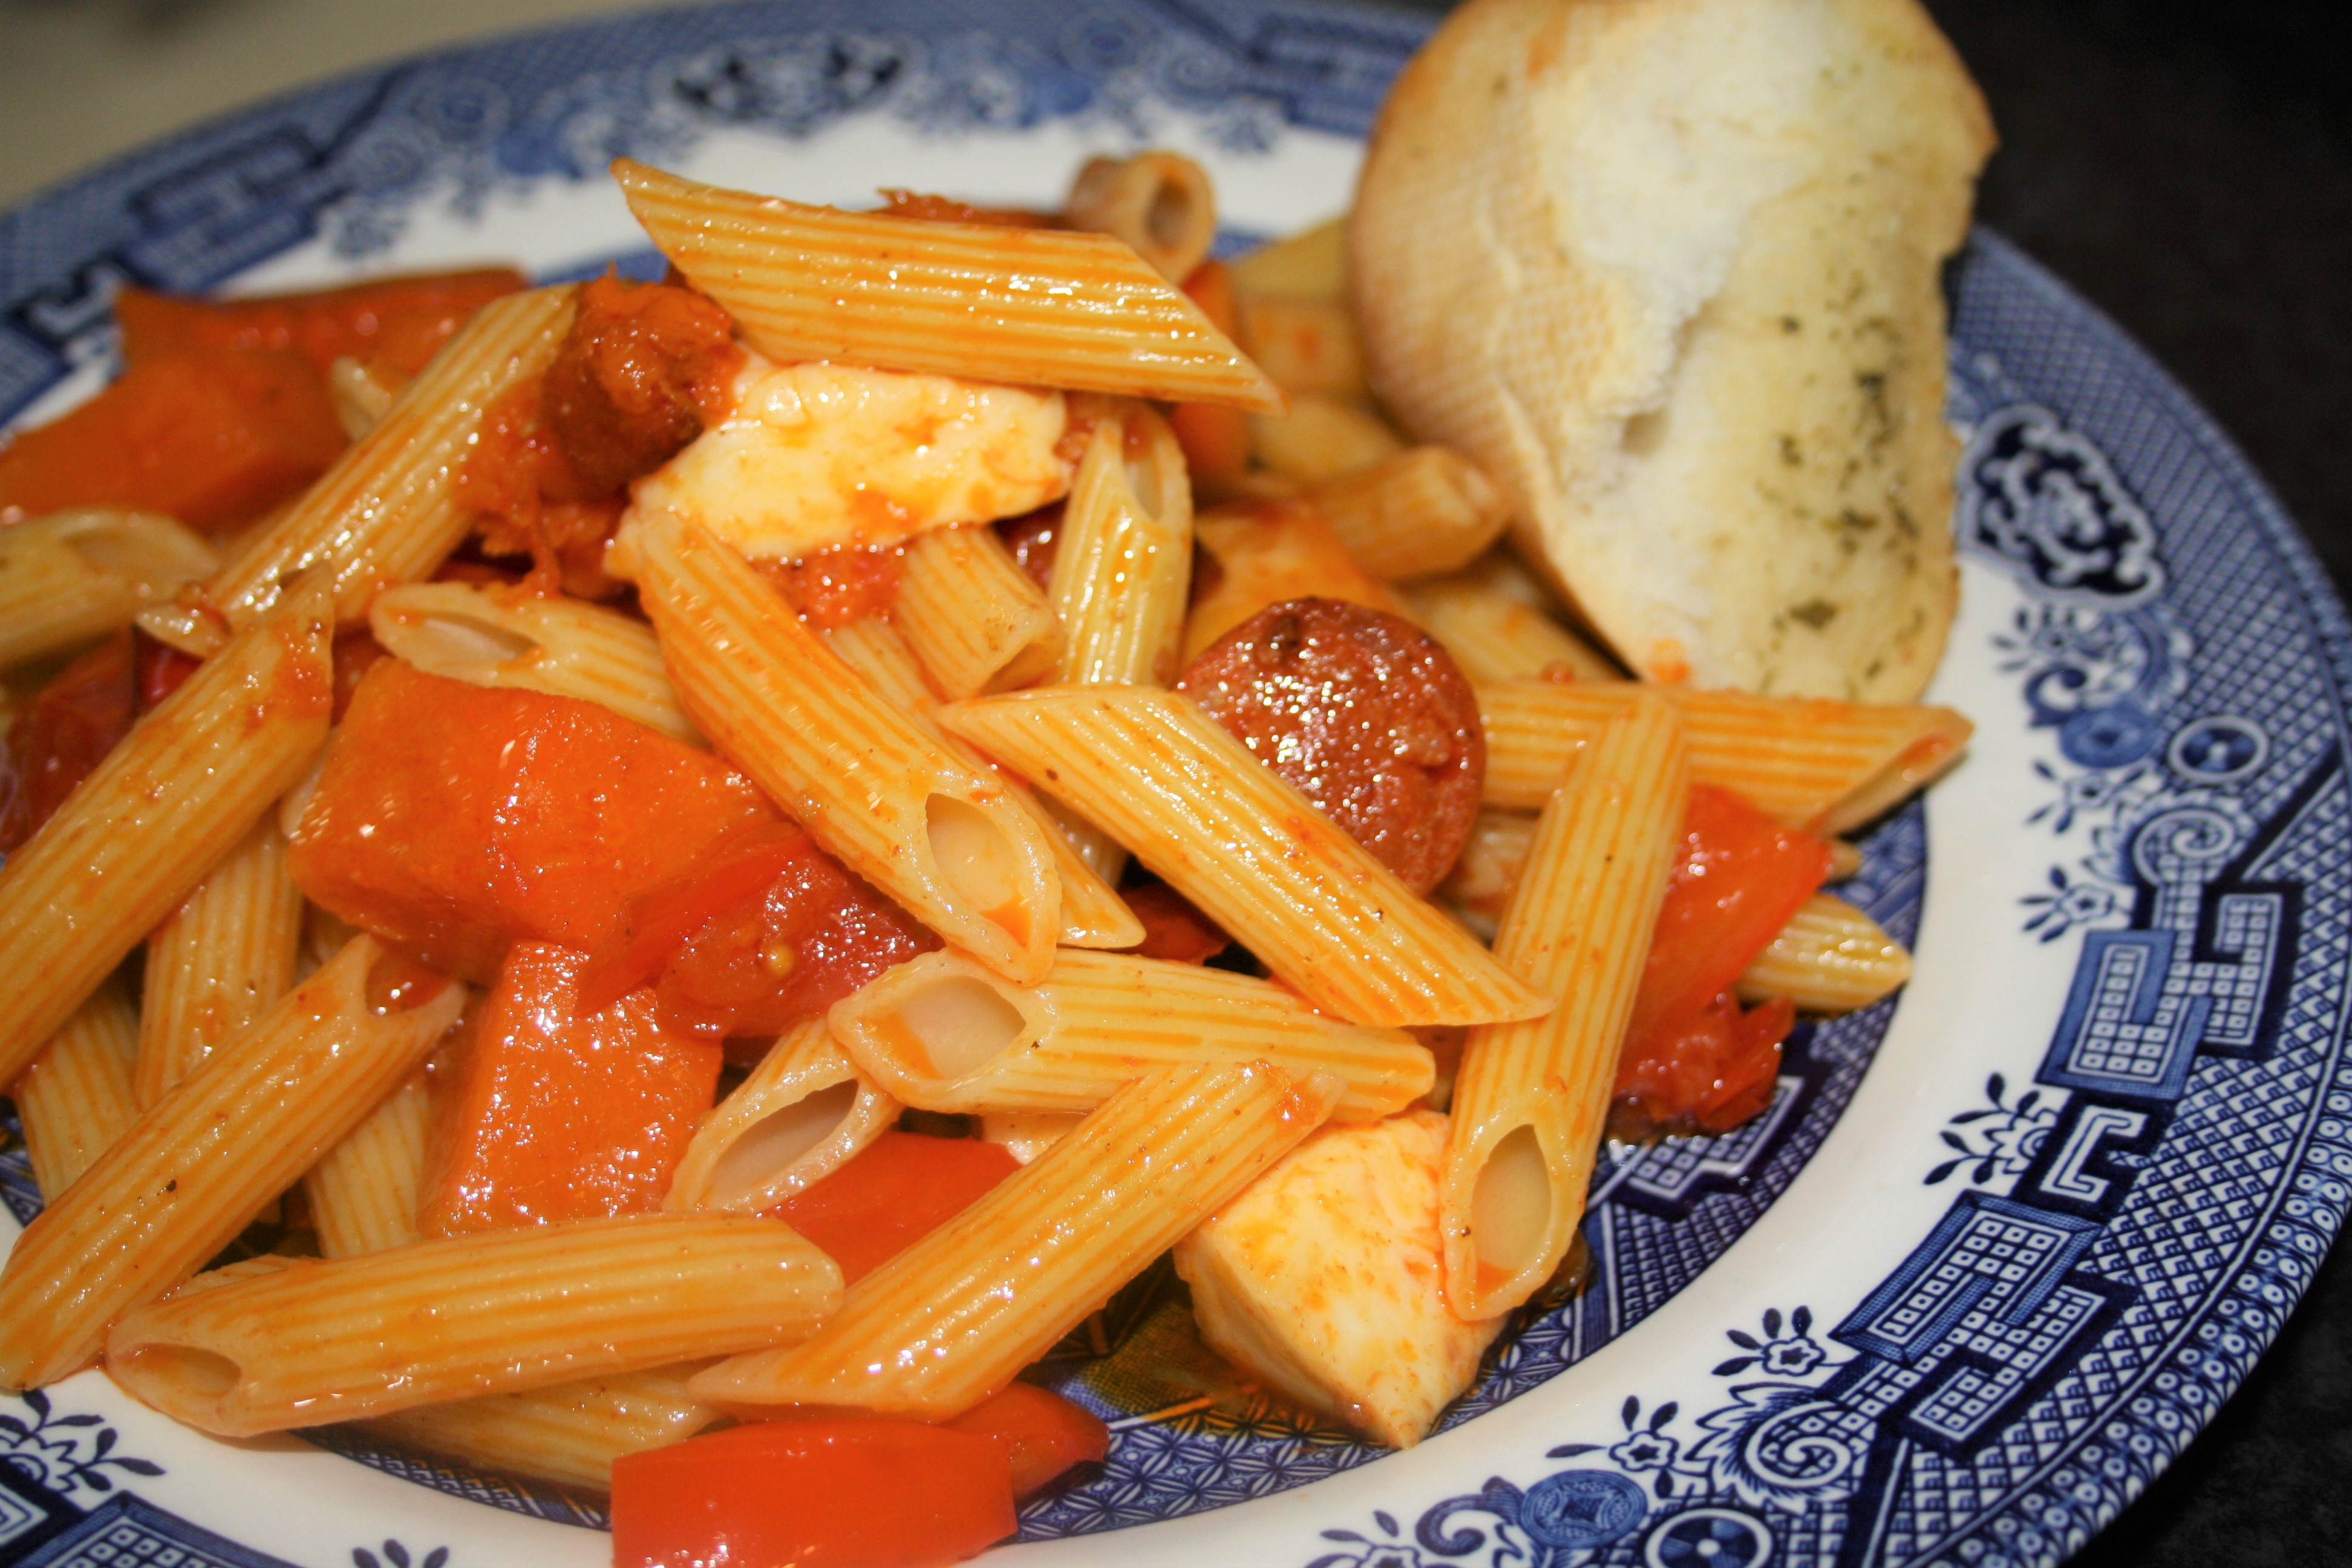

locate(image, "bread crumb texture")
(1352, 0), (1993, 701)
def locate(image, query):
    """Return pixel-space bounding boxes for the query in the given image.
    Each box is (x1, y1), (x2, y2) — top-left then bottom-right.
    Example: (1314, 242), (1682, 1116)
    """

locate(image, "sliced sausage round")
(1177, 596), (1485, 895)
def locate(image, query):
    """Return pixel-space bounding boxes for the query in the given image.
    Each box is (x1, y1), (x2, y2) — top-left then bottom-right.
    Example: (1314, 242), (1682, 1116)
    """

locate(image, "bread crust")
(1351, 0), (1993, 701)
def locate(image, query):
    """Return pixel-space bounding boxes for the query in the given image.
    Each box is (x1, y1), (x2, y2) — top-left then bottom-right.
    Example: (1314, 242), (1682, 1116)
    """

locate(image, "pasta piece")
(1311, 448), (1509, 583)
(304, 1070), (432, 1258)
(1403, 560), (1621, 683)
(687, 1062), (1338, 1416)
(828, 949), (1432, 1121)
(1826, 838), (1865, 882)
(11, 985), (139, 1201)
(327, 355), (405, 441)
(105, 1212), (841, 1435)
(136, 814), (305, 1108)
(937, 685), (1551, 1028)
(1443, 694), (1687, 1320)
(1477, 681), (1972, 833)
(1063, 151), (1217, 283)
(138, 286), (577, 655)
(0, 580), (332, 1091)
(1436, 810), (1540, 942)
(821, 616), (1141, 951)
(665, 1019), (899, 1213)
(0, 509), (217, 668)
(1237, 295), (1367, 400)
(0, 935), (463, 1390)
(1229, 218), (1345, 301)
(1183, 500), (1407, 665)
(978, 1112), (1081, 1166)
(615, 160), (1279, 412)
(630, 514), (1060, 984)
(361, 1367), (717, 1492)
(1737, 892), (1913, 1014)
(370, 581), (699, 745)
(1249, 391), (1404, 482)
(895, 525), (1064, 698)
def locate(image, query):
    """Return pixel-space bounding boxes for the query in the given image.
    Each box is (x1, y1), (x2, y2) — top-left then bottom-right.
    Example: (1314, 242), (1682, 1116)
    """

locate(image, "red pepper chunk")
(612, 1419), (1016, 1568)
(0, 630), (137, 854)
(946, 1382), (1111, 1498)
(114, 268), (528, 379)
(417, 942), (721, 1236)
(776, 1131), (1021, 1284)
(287, 662), (782, 982)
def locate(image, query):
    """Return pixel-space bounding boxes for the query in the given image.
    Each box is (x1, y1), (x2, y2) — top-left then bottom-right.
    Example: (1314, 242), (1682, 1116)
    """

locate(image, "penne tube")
(616, 160), (1279, 413)
(828, 949), (1432, 1121)
(979, 1111), (1082, 1166)
(1048, 405), (1194, 688)
(304, 1070), (433, 1259)
(821, 616), (1141, 951)
(360, 1366), (717, 1492)
(630, 514), (1060, 984)
(664, 1019), (898, 1213)
(1063, 151), (1217, 283)
(370, 581), (699, 745)
(938, 685), (1551, 1029)
(104, 1212), (842, 1436)
(0, 509), (217, 668)
(1477, 681), (1972, 834)
(894, 524), (1064, 698)
(1230, 217), (1346, 301)
(1403, 561), (1622, 683)
(1249, 391), (1405, 482)
(688, 1061), (1338, 1416)
(1183, 500), (1409, 665)
(0, 580), (332, 1091)
(1311, 448), (1510, 583)
(327, 354), (406, 440)
(0, 935), (463, 1390)
(139, 286), (578, 655)
(136, 814), (305, 1108)
(1737, 892), (1913, 1014)
(1237, 294), (1368, 400)
(11, 984), (139, 1201)
(1443, 694), (1688, 1320)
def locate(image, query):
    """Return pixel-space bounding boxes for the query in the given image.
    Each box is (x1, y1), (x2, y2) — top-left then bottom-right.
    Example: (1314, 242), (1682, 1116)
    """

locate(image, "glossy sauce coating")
(541, 275), (743, 500)
(1177, 596), (1485, 895)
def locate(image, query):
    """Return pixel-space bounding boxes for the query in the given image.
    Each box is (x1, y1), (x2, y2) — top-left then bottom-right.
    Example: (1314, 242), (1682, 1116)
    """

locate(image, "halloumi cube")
(1174, 1109), (1500, 1448)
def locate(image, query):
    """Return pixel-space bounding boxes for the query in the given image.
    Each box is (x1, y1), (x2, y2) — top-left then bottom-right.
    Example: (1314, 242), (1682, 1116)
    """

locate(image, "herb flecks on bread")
(1351, 0), (1993, 702)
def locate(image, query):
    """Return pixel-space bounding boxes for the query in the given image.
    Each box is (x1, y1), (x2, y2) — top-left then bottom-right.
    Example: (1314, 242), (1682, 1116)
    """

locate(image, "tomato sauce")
(757, 544), (907, 627)
(0, 632), (138, 854)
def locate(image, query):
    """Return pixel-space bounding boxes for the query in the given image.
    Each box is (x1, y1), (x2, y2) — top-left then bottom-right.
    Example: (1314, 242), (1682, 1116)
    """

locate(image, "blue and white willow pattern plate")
(3, 2), (2348, 1564)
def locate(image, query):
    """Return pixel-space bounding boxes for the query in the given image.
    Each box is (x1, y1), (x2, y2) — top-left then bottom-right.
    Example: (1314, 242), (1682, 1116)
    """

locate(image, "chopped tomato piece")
(776, 1131), (1020, 1284)
(286, 661), (782, 981)
(541, 275), (742, 500)
(0, 348), (344, 532)
(946, 1382), (1110, 1498)
(1169, 261), (1252, 481)
(0, 630), (137, 854)
(1122, 882), (1231, 965)
(578, 824), (936, 1038)
(611, 1418), (1016, 1568)
(133, 630), (201, 711)
(417, 942), (721, 1235)
(757, 543), (907, 627)
(114, 268), (527, 378)
(996, 501), (1062, 592)
(1614, 990), (1795, 1138)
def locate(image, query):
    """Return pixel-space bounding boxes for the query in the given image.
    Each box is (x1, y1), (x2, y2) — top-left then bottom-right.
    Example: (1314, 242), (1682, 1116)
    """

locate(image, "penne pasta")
(0, 935), (463, 1390)
(828, 949), (1433, 1121)
(687, 1061), (1339, 1416)
(821, 616), (1142, 951)
(1443, 694), (1688, 1321)
(1063, 151), (1217, 283)
(1403, 560), (1622, 683)
(937, 685), (1552, 1028)
(1477, 680), (1972, 833)
(664, 1019), (898, 1213)
(629, 513), (1061, 984)
(1737, 892), (1914, 1014)
(327, 354), (406, 441)
(105, 1212), (842, 1436)
(1183, 500), (1408, 664)
(370, 581), (699, 745)
(616, 160), (1280, 412)
(894, 524), (1064, 698)
(1311, 448), (1511, 583)
(136, 814), (305, 1108)
(360, 1367), (717, 1492)
(137, 286), (578, 655)
(11, 984), (139, 1201)
(1236, 294), (1367, 400)
(0, 509), (217, 668)
(304, 1070), (433, 1259)
(1249, 390), (1405, 482)
(0, 580), (332, 1091)
(979, 1111), (1082, 1166)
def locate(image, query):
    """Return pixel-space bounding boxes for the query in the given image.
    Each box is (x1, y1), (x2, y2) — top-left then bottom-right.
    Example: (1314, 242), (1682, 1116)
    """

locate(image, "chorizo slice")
(1177, 596), (1483, 895)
